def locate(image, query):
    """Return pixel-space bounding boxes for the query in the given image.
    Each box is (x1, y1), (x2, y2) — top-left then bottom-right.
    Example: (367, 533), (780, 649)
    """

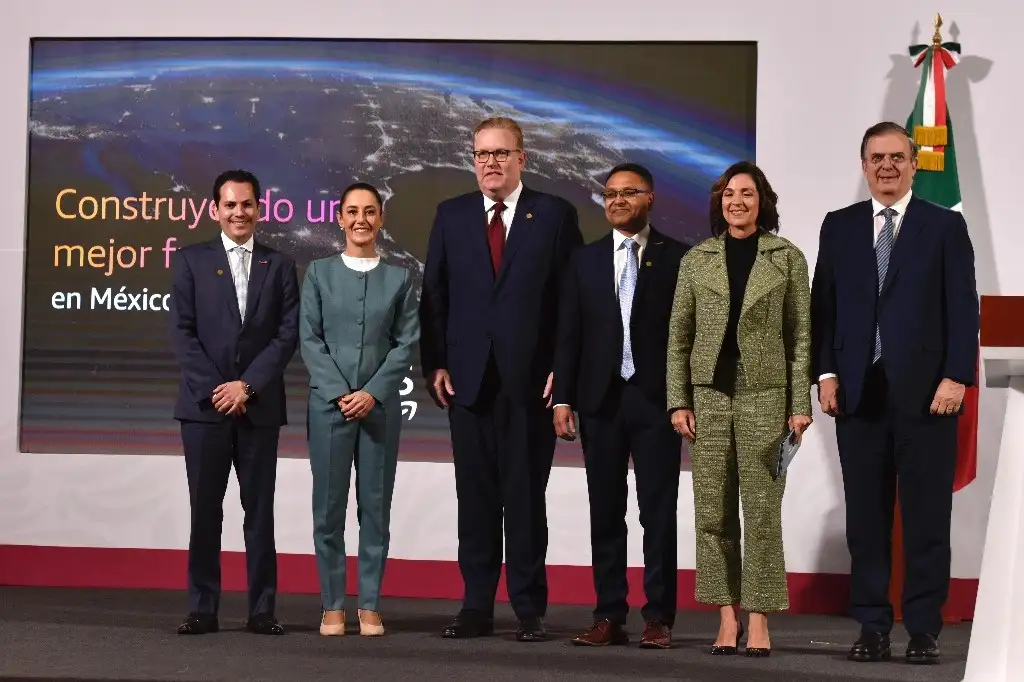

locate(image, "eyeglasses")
(601, 188), (650, 201)
(472, 149), (521, 163)
(866, 153), (909, 167)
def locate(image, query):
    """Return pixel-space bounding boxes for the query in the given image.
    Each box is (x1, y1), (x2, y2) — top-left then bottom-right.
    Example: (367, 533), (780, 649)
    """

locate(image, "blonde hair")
(473, 116), (524, 150)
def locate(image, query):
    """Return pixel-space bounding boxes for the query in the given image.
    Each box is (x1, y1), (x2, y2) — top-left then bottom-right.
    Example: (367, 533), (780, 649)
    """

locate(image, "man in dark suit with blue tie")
(420, 117), (583, 642)
(169, 169), (299, 636)
(553, 163), (687, 649)
(811, 122), (979, 664)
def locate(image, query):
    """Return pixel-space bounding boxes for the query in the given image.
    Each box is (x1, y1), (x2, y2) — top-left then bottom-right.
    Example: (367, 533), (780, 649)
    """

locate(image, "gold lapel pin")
(216, 269), (223, 275)
(526, 213), (533, 219)
(645, 261), (652, 267)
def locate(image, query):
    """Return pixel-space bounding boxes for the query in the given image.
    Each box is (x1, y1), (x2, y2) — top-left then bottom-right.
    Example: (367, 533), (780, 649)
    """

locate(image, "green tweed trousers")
(690, 363), (790, 613)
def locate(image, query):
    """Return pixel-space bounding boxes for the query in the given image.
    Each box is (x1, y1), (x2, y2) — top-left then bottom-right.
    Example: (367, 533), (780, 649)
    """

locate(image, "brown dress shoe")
(570, 619), (629, 646)
(639, 621), (671, 649)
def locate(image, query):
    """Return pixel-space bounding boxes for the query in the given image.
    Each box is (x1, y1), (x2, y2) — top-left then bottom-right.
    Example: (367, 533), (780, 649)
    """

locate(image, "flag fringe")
(914, 124), (948, 147)
(917, 150), (945, 171)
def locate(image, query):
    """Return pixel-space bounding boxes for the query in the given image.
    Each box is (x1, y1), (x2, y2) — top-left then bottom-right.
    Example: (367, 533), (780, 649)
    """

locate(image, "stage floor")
(0, 586), (970, 681)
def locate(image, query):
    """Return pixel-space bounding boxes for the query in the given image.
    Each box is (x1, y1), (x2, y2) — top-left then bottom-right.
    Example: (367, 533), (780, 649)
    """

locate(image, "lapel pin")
(645, 261), (652, 267)
(216, 269), (223, 275)
(526, 213), (533, 219)
(259, 259), (269, 264)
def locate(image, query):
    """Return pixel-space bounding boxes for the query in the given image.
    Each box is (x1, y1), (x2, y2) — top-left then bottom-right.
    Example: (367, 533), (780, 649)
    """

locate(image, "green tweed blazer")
(666, 231), (812, 416)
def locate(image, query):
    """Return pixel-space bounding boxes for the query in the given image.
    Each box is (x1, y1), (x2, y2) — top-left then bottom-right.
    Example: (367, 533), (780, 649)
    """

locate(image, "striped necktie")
(873, 208), (896, 363)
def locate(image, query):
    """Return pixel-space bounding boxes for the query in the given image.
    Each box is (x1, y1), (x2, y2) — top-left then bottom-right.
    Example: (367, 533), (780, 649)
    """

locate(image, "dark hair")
(709, 160), (780, 237)
(340, 181), (384, 209)
(212, 169), (261, 204)
(859, 121), (918, 160)
(605, 162), (654, 189)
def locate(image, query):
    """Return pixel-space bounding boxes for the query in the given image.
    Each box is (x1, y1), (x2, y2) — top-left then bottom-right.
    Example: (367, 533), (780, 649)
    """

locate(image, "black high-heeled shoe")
(708, 620), (744, 655)
(745, 626), (771, 657)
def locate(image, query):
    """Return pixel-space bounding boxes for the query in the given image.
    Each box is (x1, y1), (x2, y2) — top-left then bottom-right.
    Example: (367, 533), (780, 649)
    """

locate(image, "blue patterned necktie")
(873, 207), (896, 363)
(619, 238), (638, 379)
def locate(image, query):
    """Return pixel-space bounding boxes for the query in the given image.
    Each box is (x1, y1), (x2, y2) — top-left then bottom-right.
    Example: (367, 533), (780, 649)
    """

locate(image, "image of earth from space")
(20, 40), (756, 459)
(28, 41), (755, 285)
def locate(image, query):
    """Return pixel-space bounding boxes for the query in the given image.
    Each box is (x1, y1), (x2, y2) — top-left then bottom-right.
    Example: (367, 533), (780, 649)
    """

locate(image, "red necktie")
(487, 201), (506, 274)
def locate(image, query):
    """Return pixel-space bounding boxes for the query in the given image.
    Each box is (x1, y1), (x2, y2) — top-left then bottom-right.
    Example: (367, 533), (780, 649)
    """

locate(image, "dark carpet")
(0, 586), (969, 681)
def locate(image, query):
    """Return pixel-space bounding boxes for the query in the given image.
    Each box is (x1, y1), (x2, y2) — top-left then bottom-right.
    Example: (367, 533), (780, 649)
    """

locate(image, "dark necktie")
(487, 202), (506, 274)
(873, 207), (896, 363)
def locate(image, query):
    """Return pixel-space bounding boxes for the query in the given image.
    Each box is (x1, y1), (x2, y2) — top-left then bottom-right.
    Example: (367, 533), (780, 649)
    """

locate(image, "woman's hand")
(339, 390), (376, 420)
(671, 409), (696, 442)
(788, 414), (813, 442)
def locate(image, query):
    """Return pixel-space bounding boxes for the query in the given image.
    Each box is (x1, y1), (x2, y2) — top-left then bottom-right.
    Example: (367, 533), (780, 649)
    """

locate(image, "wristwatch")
(242, 382), (256, 400)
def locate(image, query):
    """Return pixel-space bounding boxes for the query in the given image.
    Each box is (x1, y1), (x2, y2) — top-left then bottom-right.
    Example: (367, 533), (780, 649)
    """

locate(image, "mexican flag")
(905, 31), (978, 492)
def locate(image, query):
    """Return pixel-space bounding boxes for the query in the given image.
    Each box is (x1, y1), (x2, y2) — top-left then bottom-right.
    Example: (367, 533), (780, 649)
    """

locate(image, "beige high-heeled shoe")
(320, 610), (345, 636)
(358, 609), (385, 636)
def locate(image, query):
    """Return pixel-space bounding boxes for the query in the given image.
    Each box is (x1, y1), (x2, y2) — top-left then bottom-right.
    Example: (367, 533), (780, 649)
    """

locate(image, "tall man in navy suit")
(169, 169), (299, 636)
(811, 122), (979, 664)
(420, 117), (583, 642)
(553, 163), (687, 649)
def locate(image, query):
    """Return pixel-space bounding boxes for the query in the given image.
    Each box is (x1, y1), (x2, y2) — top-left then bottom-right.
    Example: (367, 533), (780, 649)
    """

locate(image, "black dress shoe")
(516, 616), (546, 642)
(745, 646), (771, 658)
(178, 613), (218, 635)
(246, 614), (284, 635)
(708, 621), (744, 655)
(905, 634), (940, 664)
(441, 611), (494, 639)
(847, 631), (891, 662)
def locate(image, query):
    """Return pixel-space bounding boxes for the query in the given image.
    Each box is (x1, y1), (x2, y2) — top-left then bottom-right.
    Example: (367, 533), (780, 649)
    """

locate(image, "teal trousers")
(308, 399), (399, 611)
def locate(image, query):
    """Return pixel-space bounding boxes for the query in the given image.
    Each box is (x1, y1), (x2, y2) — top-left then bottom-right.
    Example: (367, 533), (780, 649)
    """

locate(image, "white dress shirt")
(818, 190), (912, 382)
(553, 225), (651, 410)
(221, 230), (253, 277)
(612, 224), (650, 294)
(871, 189), (912, 245)
(482, 181), (524, 236)
(222, 231), (253, 320)
(341, 253), (380, 272)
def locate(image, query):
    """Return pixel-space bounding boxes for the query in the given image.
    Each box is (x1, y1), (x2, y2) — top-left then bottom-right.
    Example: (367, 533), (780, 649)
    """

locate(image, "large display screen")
(20, 38), (757, 461)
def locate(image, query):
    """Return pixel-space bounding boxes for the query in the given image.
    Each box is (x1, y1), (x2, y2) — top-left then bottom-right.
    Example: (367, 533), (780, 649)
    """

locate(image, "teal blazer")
(299, 257), (420, 413)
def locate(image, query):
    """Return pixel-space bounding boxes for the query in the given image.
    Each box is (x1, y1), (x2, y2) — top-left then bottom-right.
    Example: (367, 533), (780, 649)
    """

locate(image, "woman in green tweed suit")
(667, 161), (812, 657)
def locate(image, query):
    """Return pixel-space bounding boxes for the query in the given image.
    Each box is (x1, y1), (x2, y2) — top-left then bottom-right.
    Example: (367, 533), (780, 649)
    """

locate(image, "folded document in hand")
(774, 429), (801, 479)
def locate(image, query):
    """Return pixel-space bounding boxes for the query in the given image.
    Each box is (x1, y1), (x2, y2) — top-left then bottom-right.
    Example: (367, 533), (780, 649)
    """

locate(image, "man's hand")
(339, 390), (376, 420)
(428, 369), (455, 409)
(671, 409), (696, 442)
(788, 414), (813, 442)
(213, 381), (248, 416)
(542, 372), (554, 409)
(930, 378), (966, 416)
(818, 377), (840, 417)
(553, 405), (576, 441)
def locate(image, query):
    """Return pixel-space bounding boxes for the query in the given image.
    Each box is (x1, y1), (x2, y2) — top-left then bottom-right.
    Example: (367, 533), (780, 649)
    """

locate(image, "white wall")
(2, 0), (1021, 581)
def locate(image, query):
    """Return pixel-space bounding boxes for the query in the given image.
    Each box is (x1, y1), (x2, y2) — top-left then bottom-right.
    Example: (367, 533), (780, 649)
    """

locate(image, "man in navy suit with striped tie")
(169, 169), (299, 636)
(811, 122), (978, 664)
(420, 117), (583, 642)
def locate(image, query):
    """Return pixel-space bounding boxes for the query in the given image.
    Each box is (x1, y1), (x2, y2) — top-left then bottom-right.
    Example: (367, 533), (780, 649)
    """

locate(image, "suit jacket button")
(357, 320), (363, 326)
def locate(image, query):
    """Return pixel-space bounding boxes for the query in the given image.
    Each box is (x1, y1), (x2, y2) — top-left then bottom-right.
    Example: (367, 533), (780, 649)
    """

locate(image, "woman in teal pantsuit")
(300, 182), (420, 637)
